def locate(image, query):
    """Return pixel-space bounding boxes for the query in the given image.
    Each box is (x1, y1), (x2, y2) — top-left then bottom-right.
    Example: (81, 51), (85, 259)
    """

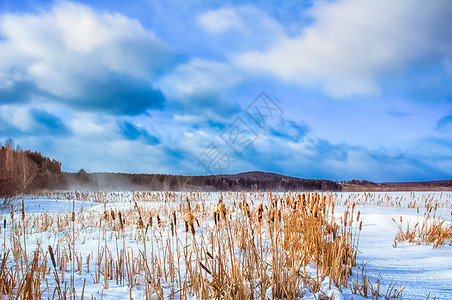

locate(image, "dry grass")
(392, 208), (452, 248)
(0, 190), (410, 299)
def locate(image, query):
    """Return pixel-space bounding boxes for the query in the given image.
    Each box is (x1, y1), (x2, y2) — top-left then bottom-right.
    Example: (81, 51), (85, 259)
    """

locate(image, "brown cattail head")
(170, 220), (175, 236)
(257, 204), (264, 224)
(343, 210), (349, 226)
(137, 216), (144, 229)
(268, 208), (276, 224)
(48, 245), (56, 269)
(183, 213), (196, 234)
(102, 210), (109, 221)
(186, 197), (191, 211)
(183, 213), (195, 226)
(313, 202), (319, 217)
(240, 200), (251, 219)
(359, 221), (363, 231)
(157, 215), (162, 228)
(213, 211), (218, 225)
(3, 219), (6, 229)
(21, 199), (25, 221)
(118, 211), (124, 230)
(356, 211), (360, 222)
(110, 209), (116, 221)
(216, 203), (227, 221)
(172, 211), (177, 227)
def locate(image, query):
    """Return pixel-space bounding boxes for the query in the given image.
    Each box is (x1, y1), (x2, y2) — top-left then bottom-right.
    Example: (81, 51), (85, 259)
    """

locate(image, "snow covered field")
(1, 191), (451, 299)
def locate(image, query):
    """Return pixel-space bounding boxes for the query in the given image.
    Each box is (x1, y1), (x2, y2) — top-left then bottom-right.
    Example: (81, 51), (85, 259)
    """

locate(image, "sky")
(0, 0), (451, 182)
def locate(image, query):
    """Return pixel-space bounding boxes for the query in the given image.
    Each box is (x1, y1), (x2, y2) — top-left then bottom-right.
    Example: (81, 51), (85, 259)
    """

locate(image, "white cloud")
(70, 113), (113, 137)
(0, 1), (172, 104)
(157, 58), (242, 98)
(235, 0), (452, 97)
(159, 6), (284, 101)
(197, 7), (243, 34)
(0, 105), (33, 131)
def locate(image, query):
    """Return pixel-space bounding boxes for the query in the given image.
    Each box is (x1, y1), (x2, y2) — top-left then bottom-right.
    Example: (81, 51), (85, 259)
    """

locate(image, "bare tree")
(18, 152), (39, 193)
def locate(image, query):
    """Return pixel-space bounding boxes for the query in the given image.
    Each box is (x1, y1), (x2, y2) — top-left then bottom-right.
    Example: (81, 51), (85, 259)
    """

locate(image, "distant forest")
(64, 171), (341, 192)
(1, 142), (452, 197)
(0, 141), (64, 197)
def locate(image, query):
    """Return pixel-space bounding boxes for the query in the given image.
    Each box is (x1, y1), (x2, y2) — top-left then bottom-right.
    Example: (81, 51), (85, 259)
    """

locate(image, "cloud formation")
(0, 106), (69, 136)
(0, 1), (174, 114)
(197, 8), (242, 34)
(120, 121), (160, 145)
(236, 0), (452, 97)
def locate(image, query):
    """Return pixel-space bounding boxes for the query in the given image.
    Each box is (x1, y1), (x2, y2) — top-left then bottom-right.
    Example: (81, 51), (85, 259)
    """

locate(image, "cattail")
(313, 202), (319, 217)
(48, 245), (56, 269)
(268, 208), (276, 224)
(343, 210), (349, 226)
(118, 211), (124, 230)
(216, 203), (227, 221)
(241, 200), (251, 218)
(356, 211), (360, 222)
(157, 215), (162, 228)
(170, 220), (175, 236)
(102, 210), (109, 221)
(183, 213), (195, 226)
(10, 205), (14, 220)
(110, 209), (116, 221)
(186, 197), (191, 211)
(359, 221), (363, 231)
(21, 199), (25, 221)
(257, 204), (264, 224)
(183, 213), (196, 235)
(213, 211), (218, 225)
(137, 216), (144, 229)
(199, 261), (211, 275)
(172, 211), (177, 227)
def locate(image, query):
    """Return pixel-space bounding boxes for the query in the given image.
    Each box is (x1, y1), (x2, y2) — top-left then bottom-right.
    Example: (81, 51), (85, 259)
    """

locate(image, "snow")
(1, 191), (451, 299)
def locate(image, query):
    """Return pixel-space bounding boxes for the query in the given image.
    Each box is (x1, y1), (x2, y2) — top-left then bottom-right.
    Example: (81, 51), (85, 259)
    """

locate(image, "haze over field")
(1, 0), (452, 182)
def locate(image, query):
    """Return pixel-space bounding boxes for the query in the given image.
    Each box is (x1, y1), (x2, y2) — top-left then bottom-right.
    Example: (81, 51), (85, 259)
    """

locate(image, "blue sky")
(0, 0), (451, 182)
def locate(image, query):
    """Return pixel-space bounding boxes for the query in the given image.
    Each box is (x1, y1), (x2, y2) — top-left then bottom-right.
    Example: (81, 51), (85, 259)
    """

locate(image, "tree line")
(0, 141), (64, 198)
(64, 172), (341, 192)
